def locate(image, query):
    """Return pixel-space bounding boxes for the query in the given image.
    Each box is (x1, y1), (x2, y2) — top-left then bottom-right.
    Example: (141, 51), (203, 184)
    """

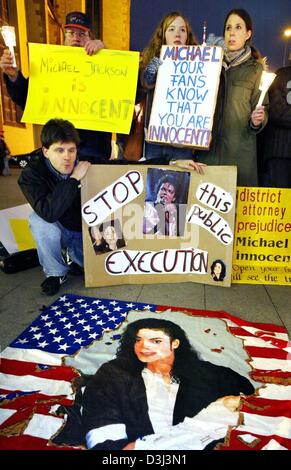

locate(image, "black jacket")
(4, 72), (112, 162)
(262, 66), (291, 160)
(18, 152), (82, 231)
(82, 357), (254, 450)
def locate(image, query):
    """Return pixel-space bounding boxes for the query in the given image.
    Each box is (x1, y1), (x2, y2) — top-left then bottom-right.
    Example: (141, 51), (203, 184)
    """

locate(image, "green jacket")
(197, 56), (268, 186)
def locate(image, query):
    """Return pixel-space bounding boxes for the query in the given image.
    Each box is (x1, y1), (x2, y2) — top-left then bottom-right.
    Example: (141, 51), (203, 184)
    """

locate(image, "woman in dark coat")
(197, 9), (268, 186)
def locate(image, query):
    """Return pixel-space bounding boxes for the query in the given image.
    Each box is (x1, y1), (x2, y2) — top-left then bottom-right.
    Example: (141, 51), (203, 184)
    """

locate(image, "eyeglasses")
(65, 30), (89, 39)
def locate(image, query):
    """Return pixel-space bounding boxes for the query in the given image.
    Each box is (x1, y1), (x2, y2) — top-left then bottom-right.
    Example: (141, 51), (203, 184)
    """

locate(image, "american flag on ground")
(0, 294), (290, 450)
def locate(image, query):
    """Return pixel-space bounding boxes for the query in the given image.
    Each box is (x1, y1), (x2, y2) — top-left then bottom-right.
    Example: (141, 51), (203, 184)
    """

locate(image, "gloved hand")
(144, 57), (163, 85)
(206, 34), (226, 49)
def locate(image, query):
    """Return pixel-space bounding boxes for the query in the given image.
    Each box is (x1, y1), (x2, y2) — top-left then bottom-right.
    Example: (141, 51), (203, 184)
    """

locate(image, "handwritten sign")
(147, 45), (223, 149)
(21, 43), (139, 133)
(105, 248), (208, 275)
(82, 170), (143, 226)
(81, 165), (237, 288)
(232, 187), (291, 286)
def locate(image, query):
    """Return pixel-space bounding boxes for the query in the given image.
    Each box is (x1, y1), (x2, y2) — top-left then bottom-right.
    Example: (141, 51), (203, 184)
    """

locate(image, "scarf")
(223, 45), (252, 70)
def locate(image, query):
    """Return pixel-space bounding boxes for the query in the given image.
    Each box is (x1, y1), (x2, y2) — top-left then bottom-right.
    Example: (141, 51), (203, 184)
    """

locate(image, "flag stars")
(68, 330), (78, 337)
(64, 302), (72, 307)
(76, 298), (85, 303)
(110, 301), (118, 306)
(50, 306), (59, 311)
(85, 308), (94, 314)
(82, 325), (93, 332)
(77, 319), (87, 325)
(44, 321), (54, 328)
(38, 340), (49, 349)
(48, 328), (59, 335)
(88, 332), (99, 340)
(143, 305), (152, 310)
(80, 303), (89, 309)
(72, 313), (81, 318)
(74, 338), (85, 344)
(67, 307), (76, 312)
(59, 296), (67, 302)
(114, 306), (122, 312)
(33, 333), (44, 340)
(92, 300), (101, 304)
(109, 316), (117, 322)
(126, 303), (134, 308)
(53, 335), (64, 343)
(16, 338), (29, 344)
(58, 343), (70, 351)
(29, 326), (40, 333)
(91, 314), (99, 320)
(40, 314), (50, 321)
(63, 322), (74, 329)
(59, 317), (69, 323)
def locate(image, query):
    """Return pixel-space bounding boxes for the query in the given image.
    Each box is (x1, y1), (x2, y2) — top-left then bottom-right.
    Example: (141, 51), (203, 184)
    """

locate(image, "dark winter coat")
(263, 66), (291, 160)
(18, 152), (82, 231)
(197, 56), (268, 186)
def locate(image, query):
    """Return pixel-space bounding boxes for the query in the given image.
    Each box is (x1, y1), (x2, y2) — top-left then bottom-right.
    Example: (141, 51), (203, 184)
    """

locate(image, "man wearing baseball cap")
(0, 11), (112, 162)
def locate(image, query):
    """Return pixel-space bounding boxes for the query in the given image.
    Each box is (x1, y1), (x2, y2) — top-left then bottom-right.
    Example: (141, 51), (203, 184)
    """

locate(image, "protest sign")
(21, 44), (139, 133)
(81, 164), (237, 288)
(232, 187), (291, 286)
(147, 45), (223, 149)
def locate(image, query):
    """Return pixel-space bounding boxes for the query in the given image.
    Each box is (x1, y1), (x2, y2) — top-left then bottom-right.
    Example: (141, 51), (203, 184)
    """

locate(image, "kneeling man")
(18, 119), (91, 295)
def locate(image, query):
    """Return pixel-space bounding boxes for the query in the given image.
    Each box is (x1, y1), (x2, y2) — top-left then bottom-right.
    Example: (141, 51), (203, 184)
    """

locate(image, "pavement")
(1, 168), (290, 350)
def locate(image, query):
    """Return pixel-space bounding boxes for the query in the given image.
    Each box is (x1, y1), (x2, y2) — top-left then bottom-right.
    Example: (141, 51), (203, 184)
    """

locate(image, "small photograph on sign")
(210, 259), (226, 282)
(88, 219), (126, 255)
(143, 168), (190, 237)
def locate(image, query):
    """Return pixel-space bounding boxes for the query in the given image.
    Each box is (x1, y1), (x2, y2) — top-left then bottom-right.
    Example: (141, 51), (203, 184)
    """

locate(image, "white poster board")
(147, 45), (223, 149)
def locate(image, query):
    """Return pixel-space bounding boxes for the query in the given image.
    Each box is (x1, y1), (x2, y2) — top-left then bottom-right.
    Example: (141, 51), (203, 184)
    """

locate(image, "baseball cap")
(64, 11), (91, 32)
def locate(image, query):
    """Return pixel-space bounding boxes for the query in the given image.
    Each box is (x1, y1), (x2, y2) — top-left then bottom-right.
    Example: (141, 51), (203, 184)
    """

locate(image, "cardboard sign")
(232, 187), (291, 286)
(0, 204), (35, 253)
(21, 44), (139, 133)
(82, 164), (237, 288)
(147, 45), (223, 149)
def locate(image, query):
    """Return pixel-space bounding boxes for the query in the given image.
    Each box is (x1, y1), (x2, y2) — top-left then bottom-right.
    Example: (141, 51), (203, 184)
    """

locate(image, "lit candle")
(1, 26), (16, 67)
(202, 21), (207, 46)
(257, 71), (276, 107)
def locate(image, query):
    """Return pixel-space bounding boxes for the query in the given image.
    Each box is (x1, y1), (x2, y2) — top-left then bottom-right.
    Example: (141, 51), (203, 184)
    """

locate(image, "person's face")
(43, 141), (77, 174)
(91, 225), (101, 241)
(224, 14), (251, 51)
(134, 328), (179, 363)
(64, 27), (90, 47)
(156, 182), (176, 205)
(165, 16), (188, 46)
(214, 263), (222, 276)
(103, 225), (118, 244)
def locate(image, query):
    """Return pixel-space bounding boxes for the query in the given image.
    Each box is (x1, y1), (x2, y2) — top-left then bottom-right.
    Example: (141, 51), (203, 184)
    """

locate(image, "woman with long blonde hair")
(140, 11), (197, 71)
(131, 12), (204, 171)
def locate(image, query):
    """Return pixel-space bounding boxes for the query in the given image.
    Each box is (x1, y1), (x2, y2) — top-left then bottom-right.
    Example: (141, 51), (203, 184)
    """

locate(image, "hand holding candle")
(257, 70), (276, 107)
(1, 26), (16, 68)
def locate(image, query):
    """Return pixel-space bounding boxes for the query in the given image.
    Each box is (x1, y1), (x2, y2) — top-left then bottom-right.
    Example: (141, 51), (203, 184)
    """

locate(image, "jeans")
(29, 212), (83, 277)
(143, 142), (193, 161)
